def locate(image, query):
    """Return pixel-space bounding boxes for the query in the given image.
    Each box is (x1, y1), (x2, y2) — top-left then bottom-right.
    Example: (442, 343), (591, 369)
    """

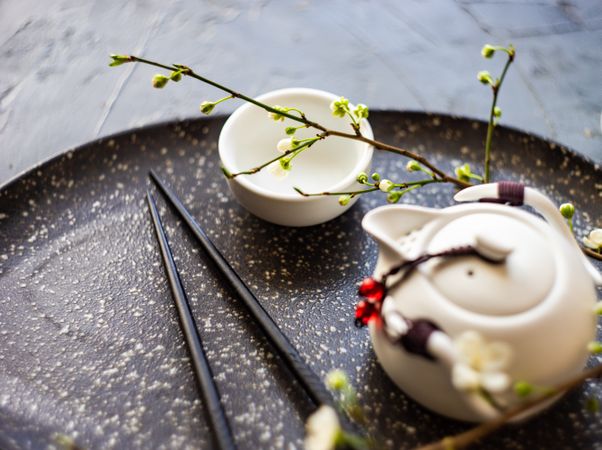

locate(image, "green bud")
(220, 165), (233, 178)
(371, 172), (381, 181)
(280, 158), (292, 171)
(514, 381), (534, 398)
(330, 97), (349, 118)
(507, 44), (516, 58)
(268, 105), (287, 121)
(353, 103), (369, 119)
(588, 341), (602, 354)
(170, 71), (182, 82)
(387, 191), (402, 204)
(455, 163), (471, 182)
(559, 203), (575, 220)
(477, 70), (493, 85)
(481, 44), (496, 59)
(594, 301), (602, 315)
(379, 179), (394, 193)
(356, 172), (369, 184)
(199, 101), (215, 115)
(406, 160), (422, 172)
(285, 126), (297, 135)
(152, 74), (169, 88)
(109, 54), (132, 67)
(338, 194), (352, 206)
(585, 396), (600, 414)
(326, 369), (349, 391)
(493, 106), (502, 118)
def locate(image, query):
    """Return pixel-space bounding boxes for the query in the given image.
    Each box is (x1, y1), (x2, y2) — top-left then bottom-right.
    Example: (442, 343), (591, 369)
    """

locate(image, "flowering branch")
(222, 136), (324, 178)
(478, 45), (515, 183)
(109, 54), (470, 188)
(414, 363), (602, 450)
(295, 171), (443, 206)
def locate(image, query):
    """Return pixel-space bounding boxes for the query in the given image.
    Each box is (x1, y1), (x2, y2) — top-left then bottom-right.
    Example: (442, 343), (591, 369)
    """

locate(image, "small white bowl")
(218, 88), (374, 227)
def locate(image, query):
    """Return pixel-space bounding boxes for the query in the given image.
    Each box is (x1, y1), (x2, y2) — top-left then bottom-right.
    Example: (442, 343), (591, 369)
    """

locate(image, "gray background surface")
(1, 0), (601, 184)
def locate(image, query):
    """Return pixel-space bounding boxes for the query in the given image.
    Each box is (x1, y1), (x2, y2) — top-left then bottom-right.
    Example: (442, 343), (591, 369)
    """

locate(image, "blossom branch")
(414, 363), (602, 450)
(478, 45), (515, 183)
(109, 54), (470, 188)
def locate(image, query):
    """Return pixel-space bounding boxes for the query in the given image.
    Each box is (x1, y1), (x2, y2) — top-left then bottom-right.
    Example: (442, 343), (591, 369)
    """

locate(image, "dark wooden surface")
(1, 0), (601, 185)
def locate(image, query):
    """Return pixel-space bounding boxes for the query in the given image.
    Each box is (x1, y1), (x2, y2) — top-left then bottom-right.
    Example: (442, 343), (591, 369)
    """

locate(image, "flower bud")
(559, 203), (575, 220)
(152, 74), (169, 88)
(455, 163), (471, 182)
(267, 161), (289, 179)
(477, 70), (493, 85)
(356, 172), (369, 184)
(330, 97), (349, 118)
(280, 158), (292, 171)
(583, 228), (602, 250)
(594, 301), (602, 315)
(199, 101), (215, 115)
(220, 166), (232, 178)
(588, 341), (602, 354)
(387, 191), (402, 204)
(268, 105), (286, 121)
(514, 381), (534, 398)
(481, 44), (496, 59)
(338, 194), (352, 206)
(109, 54), (131, 67)
(325, 369), (349, 391)
(170, 71), (182, 82)
(277, 138), (294, 153)
(406, 160), (422, 172)
(371, 172), (380, 181)
(353, 103), (369, 119)
(285, 126), (297, 135)
(493, 106), (502, 118)
(379, 179), (394, 193)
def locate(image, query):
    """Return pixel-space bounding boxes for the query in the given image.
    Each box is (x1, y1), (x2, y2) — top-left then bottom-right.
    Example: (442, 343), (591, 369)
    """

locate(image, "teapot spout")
(362, 205), (440, 262)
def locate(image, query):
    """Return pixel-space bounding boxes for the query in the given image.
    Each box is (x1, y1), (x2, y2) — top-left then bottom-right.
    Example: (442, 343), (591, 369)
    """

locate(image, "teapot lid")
(420, 210), (556, 316)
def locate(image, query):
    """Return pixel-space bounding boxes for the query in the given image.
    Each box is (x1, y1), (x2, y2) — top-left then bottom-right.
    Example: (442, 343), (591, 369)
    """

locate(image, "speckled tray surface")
(0, 112), (600, 450)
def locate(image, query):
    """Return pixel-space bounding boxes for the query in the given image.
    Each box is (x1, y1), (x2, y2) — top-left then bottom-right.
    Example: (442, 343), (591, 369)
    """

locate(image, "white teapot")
(358, 182), (601, 422)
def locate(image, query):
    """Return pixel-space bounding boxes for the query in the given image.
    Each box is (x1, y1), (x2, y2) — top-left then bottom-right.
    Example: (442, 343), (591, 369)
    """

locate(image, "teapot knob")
(474, 233), (513, 262)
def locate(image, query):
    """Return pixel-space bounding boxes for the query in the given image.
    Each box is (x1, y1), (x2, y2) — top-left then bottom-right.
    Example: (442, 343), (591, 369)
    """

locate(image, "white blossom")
(267, 161), (289, 180)
(277, 138), (294, 153)
(304, 405), (341, 450)
(583, 228), (602, 251)
(451, 330), (513, 394)
(379, 179), (394, 193)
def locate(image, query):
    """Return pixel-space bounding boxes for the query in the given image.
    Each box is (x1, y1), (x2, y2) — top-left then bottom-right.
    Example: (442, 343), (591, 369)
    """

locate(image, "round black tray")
(0, 112), (600, 449)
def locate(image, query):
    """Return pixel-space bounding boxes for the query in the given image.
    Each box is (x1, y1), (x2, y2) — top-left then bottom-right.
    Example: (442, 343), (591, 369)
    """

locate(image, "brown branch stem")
(122, 55), (471, 188)
(414, 363), (602, 450)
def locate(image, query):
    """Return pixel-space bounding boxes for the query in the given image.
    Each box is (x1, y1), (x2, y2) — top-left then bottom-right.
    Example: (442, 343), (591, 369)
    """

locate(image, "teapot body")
(362, 187), (599, 422)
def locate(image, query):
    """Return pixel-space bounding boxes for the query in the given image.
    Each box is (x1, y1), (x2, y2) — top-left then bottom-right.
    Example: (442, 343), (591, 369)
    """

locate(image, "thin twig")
(484, 51), (514, 183)
(123, 55), (470, 188)
(582, 246), (602, 261)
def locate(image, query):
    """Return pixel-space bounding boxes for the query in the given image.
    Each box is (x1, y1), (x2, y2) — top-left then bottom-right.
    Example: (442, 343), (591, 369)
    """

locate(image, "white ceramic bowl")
(218, 88), (374, 226)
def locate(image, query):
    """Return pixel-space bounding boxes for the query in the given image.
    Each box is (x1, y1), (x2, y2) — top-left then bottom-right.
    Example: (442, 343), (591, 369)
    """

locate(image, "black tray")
(0, 112), (600, 449)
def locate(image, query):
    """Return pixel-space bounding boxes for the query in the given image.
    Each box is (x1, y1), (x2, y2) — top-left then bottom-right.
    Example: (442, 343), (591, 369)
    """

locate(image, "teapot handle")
(454, 182), (602, 285)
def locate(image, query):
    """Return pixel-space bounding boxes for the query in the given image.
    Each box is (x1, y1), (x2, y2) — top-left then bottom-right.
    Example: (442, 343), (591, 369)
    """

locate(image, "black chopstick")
(149, 170), (337, 409)
(146, 191), (236, 450)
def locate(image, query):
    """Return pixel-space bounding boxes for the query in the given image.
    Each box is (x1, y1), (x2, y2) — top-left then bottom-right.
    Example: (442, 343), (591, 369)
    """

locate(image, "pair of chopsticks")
(146, 170), (340, 449)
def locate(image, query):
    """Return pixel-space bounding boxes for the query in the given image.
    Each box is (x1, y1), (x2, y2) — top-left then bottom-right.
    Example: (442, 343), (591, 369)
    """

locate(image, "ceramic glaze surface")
(218, 88), (374, 226)
(364, 192), (600, 422)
